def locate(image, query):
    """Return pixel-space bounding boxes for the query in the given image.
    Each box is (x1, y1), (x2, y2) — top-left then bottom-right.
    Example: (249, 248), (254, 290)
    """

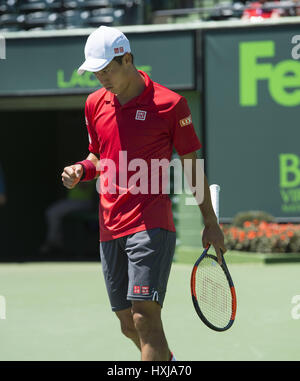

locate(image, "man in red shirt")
(241, 0), (281, 20)
(62, 26), (226, 361)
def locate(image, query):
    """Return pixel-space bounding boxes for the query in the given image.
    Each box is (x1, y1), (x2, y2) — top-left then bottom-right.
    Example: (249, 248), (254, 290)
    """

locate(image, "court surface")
(0, 258), (299, 361)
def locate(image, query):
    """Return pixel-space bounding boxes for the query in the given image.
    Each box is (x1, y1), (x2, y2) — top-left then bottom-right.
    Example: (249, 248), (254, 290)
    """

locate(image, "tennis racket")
(190, 184), (237, 332)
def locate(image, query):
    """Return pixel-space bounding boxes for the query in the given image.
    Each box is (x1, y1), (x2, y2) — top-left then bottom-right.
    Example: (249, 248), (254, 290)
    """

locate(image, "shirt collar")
(104, 70), (153, 108)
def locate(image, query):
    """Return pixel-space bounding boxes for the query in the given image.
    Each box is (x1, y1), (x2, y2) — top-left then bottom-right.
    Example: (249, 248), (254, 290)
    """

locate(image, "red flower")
(266, 231), (273, 238)
(239, 231), (246, 242)
(259, 221), (268, 230)
(247, 231), (257, 239)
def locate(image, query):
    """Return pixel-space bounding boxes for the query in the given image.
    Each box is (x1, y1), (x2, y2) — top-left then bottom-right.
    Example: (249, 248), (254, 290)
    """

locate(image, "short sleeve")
(170, 97), (202, 156)
(85, 99), (100, 155)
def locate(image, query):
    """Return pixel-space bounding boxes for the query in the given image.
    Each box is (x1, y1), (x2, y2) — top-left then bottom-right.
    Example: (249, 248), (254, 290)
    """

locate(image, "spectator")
(284, 0), (300, 16)
(294, 0), (300, 16)
(40, 181), (95, 254)
(0, 163), (6, 207)
(294, 0), (300, 15)
(242, 0), (282, 20)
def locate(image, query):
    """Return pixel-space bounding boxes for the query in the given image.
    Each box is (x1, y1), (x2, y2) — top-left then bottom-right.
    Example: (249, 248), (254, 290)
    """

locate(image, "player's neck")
(116, 69), (145, 106)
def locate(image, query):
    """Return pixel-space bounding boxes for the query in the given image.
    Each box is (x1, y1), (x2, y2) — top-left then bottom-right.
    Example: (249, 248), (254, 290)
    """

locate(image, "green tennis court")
(0, 254), (299, 361)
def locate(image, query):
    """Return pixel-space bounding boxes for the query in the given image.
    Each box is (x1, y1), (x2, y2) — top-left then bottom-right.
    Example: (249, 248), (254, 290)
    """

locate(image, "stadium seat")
(23, 11), (63, 30)
(207, 1), (236, 21)
(62, 0), (85, 10)
(81, 0), (110, 10)
(18, 0), (62, 13)
(0, 13), (24, 30)
(110, 0), (129, 5)
(46, 0), (62, 11)
(0, 0), (143, 30)
(231, 2), (244, 19)
(62, 10), (89, 28)
(0, 0), (19, 14)
(83, 7), (126, 26)
(0, 4), (7, 16)
(85, 14), (114, 27)
(19, 0), (47, 13)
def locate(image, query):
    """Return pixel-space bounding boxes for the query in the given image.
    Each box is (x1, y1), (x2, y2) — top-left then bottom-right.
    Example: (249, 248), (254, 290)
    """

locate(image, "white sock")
(170, 352), (176, 361)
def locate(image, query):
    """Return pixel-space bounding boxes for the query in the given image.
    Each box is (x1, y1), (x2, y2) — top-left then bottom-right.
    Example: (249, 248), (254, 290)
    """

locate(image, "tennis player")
(61, 26), (226, 361)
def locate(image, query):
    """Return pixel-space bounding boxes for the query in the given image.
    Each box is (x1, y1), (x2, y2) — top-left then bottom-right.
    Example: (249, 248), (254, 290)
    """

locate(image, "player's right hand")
(61, 164), (83, 189)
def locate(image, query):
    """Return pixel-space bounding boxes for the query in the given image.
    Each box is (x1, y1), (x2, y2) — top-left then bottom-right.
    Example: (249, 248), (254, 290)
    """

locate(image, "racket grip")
(209, 184), (220, 223)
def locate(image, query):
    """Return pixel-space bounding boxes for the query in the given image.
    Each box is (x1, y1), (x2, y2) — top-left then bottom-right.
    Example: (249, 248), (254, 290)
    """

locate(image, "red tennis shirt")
(84, 70), (202, 241)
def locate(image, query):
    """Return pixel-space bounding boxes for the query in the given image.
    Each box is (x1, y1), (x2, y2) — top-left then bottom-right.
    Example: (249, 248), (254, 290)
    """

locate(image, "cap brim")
(77, 57), (112, 75)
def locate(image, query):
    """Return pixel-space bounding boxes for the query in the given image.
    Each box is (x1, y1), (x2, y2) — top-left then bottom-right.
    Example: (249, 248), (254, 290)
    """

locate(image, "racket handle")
(209, 184), (220, 223)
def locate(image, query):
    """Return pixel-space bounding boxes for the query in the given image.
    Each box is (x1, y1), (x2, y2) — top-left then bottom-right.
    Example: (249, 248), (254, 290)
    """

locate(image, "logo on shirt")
(135, 110), (147, 121)
(133, 286), (141, 294)
(133, 285), (150, 295)
(179, 114), (192, 127)
(141, 286), (150, 295)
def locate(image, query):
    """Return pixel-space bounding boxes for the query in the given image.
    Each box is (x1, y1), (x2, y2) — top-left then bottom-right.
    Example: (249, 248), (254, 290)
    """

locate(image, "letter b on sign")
(279, 154), (300, 188)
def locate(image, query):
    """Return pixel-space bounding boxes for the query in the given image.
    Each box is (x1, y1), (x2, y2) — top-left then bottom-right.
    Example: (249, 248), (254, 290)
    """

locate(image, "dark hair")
(113, 53), (134, 65)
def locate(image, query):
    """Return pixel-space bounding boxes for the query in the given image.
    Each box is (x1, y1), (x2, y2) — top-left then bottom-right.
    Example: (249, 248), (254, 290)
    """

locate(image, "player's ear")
(124, 52), (133, 65)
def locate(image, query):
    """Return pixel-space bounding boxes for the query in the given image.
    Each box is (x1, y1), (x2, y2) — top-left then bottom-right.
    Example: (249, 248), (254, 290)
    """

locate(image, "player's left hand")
(202, 222), (227, 265)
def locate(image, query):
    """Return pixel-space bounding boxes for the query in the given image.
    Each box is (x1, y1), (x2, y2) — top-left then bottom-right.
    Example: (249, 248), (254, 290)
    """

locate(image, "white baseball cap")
(77, 26), (131, 75)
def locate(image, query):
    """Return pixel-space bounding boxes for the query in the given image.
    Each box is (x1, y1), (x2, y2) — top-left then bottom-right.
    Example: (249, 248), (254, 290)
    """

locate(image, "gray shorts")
(99, 228), (177, 312)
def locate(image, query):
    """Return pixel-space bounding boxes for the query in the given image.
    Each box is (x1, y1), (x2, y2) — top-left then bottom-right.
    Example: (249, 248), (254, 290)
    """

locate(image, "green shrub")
(289, 231), (300, 253)
(232, 211), (275, 227)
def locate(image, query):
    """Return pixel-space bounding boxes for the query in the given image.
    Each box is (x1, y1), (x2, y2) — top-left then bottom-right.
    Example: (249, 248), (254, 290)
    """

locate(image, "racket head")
(191, 249), (237, 332)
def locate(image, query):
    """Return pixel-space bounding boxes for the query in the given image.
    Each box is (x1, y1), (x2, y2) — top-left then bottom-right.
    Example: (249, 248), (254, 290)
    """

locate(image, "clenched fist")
(61, 164), (83, 189)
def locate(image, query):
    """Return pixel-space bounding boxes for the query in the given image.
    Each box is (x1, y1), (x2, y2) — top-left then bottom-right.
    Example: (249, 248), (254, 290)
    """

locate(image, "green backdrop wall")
(204, 24), (300, 221)
(1, 21), (300, 260)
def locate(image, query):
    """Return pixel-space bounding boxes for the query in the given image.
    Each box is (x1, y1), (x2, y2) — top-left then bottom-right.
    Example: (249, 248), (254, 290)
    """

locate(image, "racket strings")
(195, 257), (232, 329)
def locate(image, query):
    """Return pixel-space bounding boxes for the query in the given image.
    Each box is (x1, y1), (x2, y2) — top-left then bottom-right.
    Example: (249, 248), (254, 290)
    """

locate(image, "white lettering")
(291, 295), (300, 320)
(291, 35), (300, 60)
(0, 295), (6, 320)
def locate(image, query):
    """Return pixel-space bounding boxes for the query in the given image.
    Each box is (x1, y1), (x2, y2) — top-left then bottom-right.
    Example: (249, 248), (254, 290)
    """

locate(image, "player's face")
(93, 55), (131, 95)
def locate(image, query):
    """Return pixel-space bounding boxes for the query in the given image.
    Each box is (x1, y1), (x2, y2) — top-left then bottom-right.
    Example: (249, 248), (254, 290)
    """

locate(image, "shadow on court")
(0, 260), (299, 361)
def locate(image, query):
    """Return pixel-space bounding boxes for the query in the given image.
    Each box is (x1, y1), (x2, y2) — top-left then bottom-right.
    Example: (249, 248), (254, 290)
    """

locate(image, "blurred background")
(0, 0), (300, 363)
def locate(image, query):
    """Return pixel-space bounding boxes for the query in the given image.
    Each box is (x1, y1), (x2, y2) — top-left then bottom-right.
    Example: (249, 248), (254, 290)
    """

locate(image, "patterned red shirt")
(85, 71), (202, 241)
